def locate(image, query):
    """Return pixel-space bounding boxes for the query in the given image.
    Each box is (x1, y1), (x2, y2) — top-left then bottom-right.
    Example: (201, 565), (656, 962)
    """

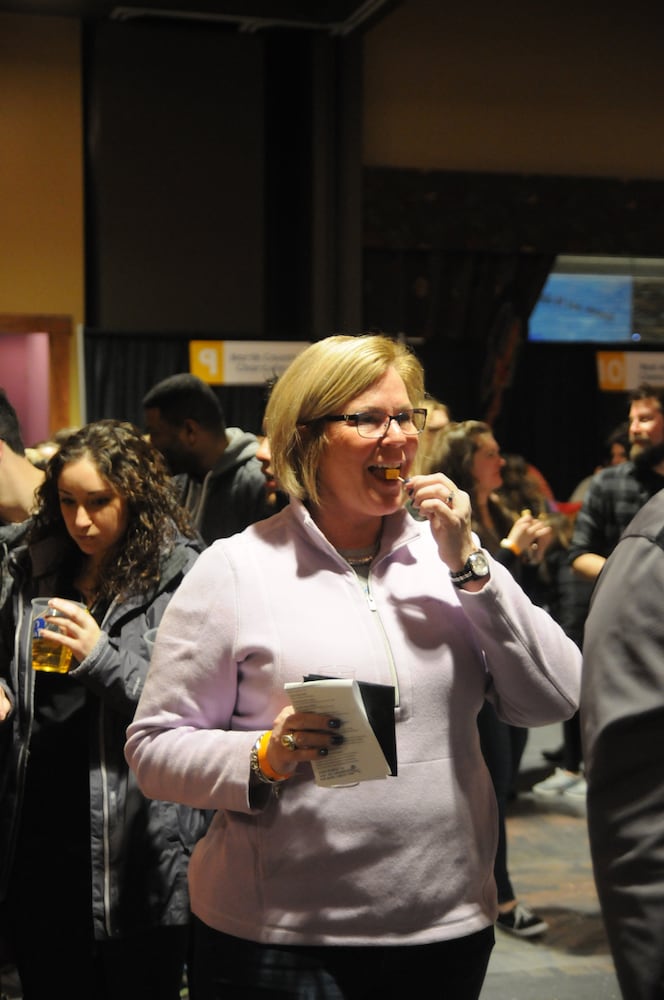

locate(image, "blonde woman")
(127, 334), (580, 999)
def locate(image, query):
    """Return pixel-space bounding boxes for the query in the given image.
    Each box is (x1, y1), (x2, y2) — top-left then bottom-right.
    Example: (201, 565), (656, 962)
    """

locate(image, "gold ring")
(281, 733), (297, 752)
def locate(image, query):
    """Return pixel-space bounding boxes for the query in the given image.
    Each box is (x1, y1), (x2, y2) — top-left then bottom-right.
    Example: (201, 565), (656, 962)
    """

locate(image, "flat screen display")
(529, 274), (633, 343)
(529, 263), (664, 344)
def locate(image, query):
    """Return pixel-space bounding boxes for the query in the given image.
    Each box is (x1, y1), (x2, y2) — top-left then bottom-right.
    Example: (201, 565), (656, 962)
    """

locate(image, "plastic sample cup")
(31, 598), (84, 674)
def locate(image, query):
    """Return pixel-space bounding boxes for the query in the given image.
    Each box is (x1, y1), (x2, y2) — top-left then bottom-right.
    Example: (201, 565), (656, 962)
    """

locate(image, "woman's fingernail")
(318, 747), (329, 757)
(328, 718), (341, 728)
(331, 734), (345, 746)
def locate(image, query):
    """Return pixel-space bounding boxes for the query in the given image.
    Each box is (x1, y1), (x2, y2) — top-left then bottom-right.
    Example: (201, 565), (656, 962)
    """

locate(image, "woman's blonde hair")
(265, 334), (425, 505)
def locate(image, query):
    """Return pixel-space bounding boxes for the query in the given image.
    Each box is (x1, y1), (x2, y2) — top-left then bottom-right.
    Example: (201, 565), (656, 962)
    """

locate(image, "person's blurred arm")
(570, 551), (605, 581)
(0, 681), (12, 722)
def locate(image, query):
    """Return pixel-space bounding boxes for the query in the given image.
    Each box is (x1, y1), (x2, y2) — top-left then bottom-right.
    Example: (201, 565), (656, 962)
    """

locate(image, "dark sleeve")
(567, 476), (609, 564)
(551, 559), (594, 647)
(581, 531), (664, 998)
(492, 546), (521, 573)
(70, 543), (201, 717)
(0, 545), (17, 679)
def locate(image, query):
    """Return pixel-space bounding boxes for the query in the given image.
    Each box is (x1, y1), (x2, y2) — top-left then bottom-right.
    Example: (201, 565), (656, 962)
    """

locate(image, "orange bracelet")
(257, 730), (292, 782)
(500, 538), (522, 557)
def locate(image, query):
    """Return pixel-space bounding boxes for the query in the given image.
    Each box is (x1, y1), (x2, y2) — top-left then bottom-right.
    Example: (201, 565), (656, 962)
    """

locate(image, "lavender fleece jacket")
(125, 499), (581, 947)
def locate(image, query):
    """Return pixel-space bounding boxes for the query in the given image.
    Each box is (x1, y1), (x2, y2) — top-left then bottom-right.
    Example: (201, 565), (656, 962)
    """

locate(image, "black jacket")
(0, 529), (205, 939)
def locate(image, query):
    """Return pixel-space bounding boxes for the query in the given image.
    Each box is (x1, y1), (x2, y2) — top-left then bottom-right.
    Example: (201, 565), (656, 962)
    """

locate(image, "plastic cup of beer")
(31, 598), (84, 674)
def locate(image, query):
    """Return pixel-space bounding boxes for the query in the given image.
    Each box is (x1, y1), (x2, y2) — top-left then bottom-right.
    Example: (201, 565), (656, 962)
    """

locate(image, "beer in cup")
(31, 598), (85, 674)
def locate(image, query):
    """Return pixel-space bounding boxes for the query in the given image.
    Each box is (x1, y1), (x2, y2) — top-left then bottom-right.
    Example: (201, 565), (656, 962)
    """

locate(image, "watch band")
(449, 564), (476, 587)
(450, 551), (489, 589)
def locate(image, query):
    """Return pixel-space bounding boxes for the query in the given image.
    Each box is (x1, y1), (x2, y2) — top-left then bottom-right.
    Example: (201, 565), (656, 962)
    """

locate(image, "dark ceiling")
(0, 0), (400, 34)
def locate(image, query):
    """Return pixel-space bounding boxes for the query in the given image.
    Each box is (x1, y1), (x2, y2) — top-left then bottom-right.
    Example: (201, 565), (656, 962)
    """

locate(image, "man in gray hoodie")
(143, 373), (272, 545)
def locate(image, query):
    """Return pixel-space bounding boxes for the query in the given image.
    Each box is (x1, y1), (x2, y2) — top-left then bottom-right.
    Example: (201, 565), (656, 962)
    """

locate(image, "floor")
(0, 724), (620, 1000)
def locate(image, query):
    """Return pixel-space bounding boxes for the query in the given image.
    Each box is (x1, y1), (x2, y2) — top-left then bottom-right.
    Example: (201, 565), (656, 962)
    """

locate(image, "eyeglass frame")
(320, 407), (428, 439)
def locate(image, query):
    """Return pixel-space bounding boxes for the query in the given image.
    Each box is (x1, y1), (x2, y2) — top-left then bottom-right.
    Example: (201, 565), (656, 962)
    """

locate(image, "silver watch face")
(468, 550), (490, 577)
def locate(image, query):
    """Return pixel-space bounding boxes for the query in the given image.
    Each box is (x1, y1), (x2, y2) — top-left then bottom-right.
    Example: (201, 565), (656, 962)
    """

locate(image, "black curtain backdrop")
(364, 248), (555, 426)
(496, 342), (631, 502)
(83, 330), (269, 435)
(363, 168), (664, 500)
(363, 248), (631, 500)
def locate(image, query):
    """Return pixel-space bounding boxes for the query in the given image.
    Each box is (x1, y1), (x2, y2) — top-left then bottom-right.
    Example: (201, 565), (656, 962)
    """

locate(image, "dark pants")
(562, 711), (583, 772)
(2, 839), (188, 1000)
(477, 700), (528, 904)
(5, 918), (189, 1000)
(191, 917), (494, 1000)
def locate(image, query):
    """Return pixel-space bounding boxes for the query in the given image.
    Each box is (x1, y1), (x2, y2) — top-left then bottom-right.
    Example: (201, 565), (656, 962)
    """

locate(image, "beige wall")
(0, 13), (84, 423)
(364, 0), (664, 179)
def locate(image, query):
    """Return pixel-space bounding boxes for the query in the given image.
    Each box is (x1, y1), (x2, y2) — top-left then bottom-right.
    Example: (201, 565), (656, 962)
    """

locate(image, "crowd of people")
(1, 350), (662, 999)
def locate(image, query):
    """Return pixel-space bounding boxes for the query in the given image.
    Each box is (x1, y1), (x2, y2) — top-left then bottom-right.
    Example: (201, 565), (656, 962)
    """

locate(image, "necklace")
(343, 551), (376, 567)
(338, 540), (380, 568)
(336, 521), (383, 569)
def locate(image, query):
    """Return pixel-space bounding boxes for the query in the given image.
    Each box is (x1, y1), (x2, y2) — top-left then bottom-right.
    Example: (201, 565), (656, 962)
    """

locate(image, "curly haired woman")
(0, 419), (204, 1000)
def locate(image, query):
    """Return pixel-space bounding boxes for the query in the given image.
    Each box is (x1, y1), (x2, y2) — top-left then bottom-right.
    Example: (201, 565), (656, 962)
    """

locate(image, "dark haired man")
(143, 373), (271, 545)
(537, 384), (664, 804)
(569, 382), (664, 582)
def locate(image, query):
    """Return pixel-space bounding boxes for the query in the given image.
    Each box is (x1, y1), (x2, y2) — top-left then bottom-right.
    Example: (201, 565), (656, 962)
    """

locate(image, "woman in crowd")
(0, 419), (203, 1000)
(255, 432), (288, 511)
(125, 334), (581, 1000)
(498, 452), (556, 518)
(409, 392), (451, 475)
(427, 421), (554, 599)
(417, 418), (555, 937)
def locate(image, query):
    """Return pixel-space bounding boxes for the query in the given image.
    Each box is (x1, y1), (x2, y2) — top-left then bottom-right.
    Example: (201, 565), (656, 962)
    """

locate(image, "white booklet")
(285, 677), (396, 788)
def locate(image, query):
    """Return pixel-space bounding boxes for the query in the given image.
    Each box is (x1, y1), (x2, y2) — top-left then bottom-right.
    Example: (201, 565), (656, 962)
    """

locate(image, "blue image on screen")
(529, 274), (633, 342)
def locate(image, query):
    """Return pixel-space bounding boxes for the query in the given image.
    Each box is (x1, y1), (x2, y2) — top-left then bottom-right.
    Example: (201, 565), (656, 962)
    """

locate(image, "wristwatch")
(450, 550), (490, 588)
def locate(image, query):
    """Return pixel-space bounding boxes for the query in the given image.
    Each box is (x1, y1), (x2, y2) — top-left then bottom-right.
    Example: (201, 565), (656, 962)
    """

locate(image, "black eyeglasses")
(322, 408), (427, 439)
